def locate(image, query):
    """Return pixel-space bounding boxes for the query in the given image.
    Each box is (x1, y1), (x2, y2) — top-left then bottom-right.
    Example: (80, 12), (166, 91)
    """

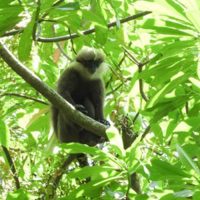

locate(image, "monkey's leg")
(79, 98), (102, 146)
(83, 98), (95, 118)
(57, 112), (81, 143)
(75, 98), (97, 167)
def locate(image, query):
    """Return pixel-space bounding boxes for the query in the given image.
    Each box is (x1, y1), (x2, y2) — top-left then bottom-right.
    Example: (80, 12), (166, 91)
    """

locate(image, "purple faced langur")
(52, 46), (109, 147)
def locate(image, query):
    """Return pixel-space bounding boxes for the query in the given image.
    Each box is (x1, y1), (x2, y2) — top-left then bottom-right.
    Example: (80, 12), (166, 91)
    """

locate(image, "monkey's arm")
(90, 80), (110, 126)
(57, 69), (77, 105)
(91, 80), (105, 120)
(57, 69), (88, 114)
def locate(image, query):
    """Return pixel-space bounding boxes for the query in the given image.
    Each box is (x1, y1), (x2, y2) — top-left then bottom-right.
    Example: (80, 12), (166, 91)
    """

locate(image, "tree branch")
(123, 48), (149, 102)
(2, 12), (151, 40)
(2, 29), (23, 37)
(2, 145), (20, 189)
(0, 41), (107, 138)
(37, 11), (152, 43)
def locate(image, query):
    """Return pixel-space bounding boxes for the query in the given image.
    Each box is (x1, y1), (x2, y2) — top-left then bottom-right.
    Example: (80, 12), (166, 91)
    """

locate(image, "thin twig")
(140, 125), (151, 141)
(185, 102), (189, 115)
(32, 0), (41, 40)
(2, 29), (23, 37)
(0, 92), (48, 105)
(123, 48), (140, 66)
(123, 47), (149, 102)
(68, 28), (77, 55)
(132, 112), (140, 125)
(138, 65), (148, 102)
(118, 52), (126, 67)
(106, 83), (123, 96)
(55, 42), (73, 61)
(105, 52), (126, 89)
(2, 145), (20, 189)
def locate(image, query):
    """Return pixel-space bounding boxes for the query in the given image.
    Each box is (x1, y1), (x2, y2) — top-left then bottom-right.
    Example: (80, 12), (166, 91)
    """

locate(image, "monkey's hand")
(99, 119), (110, 127)
(75, 104), (88, 115)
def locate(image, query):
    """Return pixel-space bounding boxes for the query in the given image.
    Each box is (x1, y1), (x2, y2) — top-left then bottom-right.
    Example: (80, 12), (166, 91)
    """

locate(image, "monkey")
(52, 46), (109, 148)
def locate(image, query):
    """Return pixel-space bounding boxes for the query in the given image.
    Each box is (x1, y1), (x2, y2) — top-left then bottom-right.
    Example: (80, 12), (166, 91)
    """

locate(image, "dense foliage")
(1, 0), (200, 199)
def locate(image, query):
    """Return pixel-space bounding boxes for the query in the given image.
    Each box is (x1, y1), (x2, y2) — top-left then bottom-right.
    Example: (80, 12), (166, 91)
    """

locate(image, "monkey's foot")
(99, 119), (110, 127)
(75, 104), (88, 115)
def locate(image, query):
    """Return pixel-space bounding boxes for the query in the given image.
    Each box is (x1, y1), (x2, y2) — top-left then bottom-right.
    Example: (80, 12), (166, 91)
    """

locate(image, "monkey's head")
(75, 46), (106, 79)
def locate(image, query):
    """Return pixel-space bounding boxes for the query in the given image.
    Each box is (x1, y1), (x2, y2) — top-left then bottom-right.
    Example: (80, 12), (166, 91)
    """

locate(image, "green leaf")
(165, 19), (194, 30)
(68, 165), (115, 180)
(193, 191), (200, 200)
(83, 10), (107, 27)
(147, 73), (190, 108)
(146, 95), (189, 122)
(165, 0), (187, 19)
(140, 56), (182, 79)
(0, 119), (10, 148)
(18, 13), (36, 61)
(149, 159), (189, 180)
(95, 25), (108, 45)
(26, 114), (50, 133)
(189, 77), (200, 93)
(176, 144), (200, 177)
(40, 0), (54, 11)
(185, 116), (200, 131)
(143, 26), (194, 36)
(56, 2), (80, 11)
(166, 119), (178, 139)
(161, 40), (197, 56)
(151, 123), (163, 143)
(106, 126), (124, 156)
(0, 0), (14, 6)
(0, 5), (23, 35)
(182, 0), (200, 32)
(64, 174), (122, 199)
(160, 193), (188, 200)
(6, 189), (30, 200)
(61, 143), (110, 161)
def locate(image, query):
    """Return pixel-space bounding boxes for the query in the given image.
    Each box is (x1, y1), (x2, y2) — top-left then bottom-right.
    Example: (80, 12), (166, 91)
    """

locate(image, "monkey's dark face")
(75, 47), (106, 79)
(80, 59), (103, 74)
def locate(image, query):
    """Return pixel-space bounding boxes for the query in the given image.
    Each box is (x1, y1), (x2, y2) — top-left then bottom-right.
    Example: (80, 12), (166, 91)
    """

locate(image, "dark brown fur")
(52, 47), (106, 146)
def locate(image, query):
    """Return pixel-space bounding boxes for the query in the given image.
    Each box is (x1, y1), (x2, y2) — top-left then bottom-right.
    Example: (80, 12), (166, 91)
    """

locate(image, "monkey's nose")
(89, 68), (96, 73)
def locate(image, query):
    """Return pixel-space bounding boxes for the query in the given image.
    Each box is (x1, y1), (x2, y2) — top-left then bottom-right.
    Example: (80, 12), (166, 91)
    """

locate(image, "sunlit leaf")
(6, 189), (30, 200)
(0, 120), (10, 148)
(176, 144), (200, 177)
(18, 12), (35, 61)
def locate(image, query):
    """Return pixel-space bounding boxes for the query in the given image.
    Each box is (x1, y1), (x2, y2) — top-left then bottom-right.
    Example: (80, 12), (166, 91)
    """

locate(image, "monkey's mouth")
(88, 68), (96, 74)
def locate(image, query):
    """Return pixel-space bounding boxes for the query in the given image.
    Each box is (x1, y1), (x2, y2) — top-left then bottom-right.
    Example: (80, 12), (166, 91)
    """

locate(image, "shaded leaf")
(0, 5), (23, 35)
(149, 159), (189, 180)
